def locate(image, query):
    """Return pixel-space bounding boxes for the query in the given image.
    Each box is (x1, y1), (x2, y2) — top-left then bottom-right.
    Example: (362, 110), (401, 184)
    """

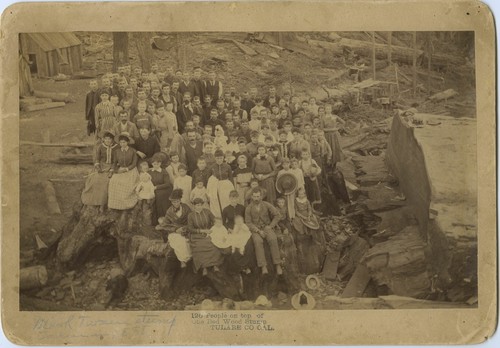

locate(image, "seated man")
(134, 127), (161, 165)
(245, 187), (283, 275)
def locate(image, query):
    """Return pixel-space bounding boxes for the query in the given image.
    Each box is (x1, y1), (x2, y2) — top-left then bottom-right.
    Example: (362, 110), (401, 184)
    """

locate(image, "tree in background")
(133, 32), (154, 72)
(112, 32), (129, 72)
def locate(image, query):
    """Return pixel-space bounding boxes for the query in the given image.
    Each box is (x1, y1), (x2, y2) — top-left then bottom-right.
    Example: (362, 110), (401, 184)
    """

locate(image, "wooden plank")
(24, 102), (65, 112)
(341, 263), (371, 298)
(231, 40), (258, 56)
(20, 141), (92, 148)
(55, 153), (93, 164)
(41, 181), (61, 214)
(322, 251), (341, 280)
(33, 90), (72, 102)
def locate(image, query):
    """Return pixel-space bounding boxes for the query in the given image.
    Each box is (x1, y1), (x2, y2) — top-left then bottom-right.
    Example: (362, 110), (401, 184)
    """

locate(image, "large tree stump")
(56, 201), (302, 301)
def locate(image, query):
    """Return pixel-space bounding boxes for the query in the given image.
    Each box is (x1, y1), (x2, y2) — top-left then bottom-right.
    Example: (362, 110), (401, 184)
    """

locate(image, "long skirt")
(304, 177), (321, 205)
(260, 176), (276, 204)
(81, 171), (110, 206)
(152, 187), (172, 226)
(168, 233), (192, 262)
(207, 176), (235, 218)
(99, 116), (117, 138)
(325, 130), (344, 163)
(190, 233), (224, 271)
(108, 168), (139, 210)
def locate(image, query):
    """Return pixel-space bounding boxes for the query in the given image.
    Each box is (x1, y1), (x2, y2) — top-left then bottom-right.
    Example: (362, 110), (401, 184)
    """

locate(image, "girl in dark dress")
(149, 153), (173, 225)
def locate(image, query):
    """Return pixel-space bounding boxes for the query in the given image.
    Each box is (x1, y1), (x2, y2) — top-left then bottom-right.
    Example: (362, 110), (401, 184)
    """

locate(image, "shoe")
(202, 268), (208, 276)
(262, 266), (268, 275)
(213, 265), (220, 272)
(244, 268), (251, 274)
(276, 264), (283, 275)
(180, 261), (187, 268)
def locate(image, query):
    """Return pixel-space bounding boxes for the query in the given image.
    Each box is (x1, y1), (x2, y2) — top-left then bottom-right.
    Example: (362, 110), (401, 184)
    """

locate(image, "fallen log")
(20, 295), (80, 311)
(55, 153), (93, 164)
(309, 38), (424, 66)
(41, 181), (61, 215)
(428, 88), (458, 102)
(232, 40), (258, 56)
(23, 102), (66, 112)
(20, 141), (93, 148)
(19, 98), (53, 110)
(33, 90), (75, 103)
(20, 265), (48, 290)
(376, 31), (408, 47)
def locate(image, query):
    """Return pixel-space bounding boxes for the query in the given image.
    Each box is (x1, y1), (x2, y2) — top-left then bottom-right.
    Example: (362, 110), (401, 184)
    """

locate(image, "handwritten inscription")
(32, 313), (176, 340)
(192, 312), (274, 331)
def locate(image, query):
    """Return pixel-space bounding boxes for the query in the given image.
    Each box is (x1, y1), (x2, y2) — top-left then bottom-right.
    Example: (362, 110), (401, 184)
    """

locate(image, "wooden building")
(19, 33), (83, 78)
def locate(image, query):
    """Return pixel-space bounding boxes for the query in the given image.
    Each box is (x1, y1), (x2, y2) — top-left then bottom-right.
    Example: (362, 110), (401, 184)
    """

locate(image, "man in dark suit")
(205, 70), (223, 106)
(85, 80), (100, 136)
(177, 91), (194, 134)
(191, 67), (206, 100)
(183, 130), (204, 174)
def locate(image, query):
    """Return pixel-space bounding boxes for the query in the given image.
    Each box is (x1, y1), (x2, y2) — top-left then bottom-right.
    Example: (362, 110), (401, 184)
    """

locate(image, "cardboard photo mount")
(0, 1), (496, 346)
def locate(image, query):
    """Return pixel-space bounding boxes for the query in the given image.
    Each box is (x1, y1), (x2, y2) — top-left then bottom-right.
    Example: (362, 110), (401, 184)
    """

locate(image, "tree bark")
(56, 202), (302, 301)
(133, 32), (154, 72)
(112, 32), (129, 72)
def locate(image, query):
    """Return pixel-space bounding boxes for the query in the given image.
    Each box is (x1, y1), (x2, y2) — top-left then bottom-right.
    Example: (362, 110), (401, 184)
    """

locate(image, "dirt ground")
(18, 32), (476, 310)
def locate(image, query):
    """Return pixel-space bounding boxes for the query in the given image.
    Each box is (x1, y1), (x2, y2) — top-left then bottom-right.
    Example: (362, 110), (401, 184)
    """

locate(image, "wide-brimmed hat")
(305, 274), (322, 290)
(301, 214), (320, 230)
(291, 291), (316, 310)
(276, 172), (298, 195)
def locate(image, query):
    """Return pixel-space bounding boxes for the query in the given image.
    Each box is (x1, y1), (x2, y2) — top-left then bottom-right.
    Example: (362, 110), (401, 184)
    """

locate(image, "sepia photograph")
(17, 30), (478, 311)
(1, 1), (495, 346)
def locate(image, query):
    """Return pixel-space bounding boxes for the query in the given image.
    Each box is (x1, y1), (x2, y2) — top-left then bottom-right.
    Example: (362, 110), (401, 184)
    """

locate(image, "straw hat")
(291, 291), (316, 310)
(305, 274), (321, 290)
(276, 172), (298, 195)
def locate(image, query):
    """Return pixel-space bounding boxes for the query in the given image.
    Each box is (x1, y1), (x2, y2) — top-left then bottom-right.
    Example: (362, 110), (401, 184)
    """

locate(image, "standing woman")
(322, 104), (345, 164)
(207, 149), (235, 218)
(94, 91), (117, 140)
(299, 149), (322, 207)
(81, 131), (117, 209)
(187, 198), (224, 276)
(251, 143), (277, 204)
(149, 153), (173, 225)
(233, 155), (253, 206)
(108, 134), (139, 210)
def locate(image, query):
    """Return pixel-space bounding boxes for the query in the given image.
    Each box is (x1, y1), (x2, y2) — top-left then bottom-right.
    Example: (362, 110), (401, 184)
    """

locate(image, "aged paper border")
(0, 1), (496, 345)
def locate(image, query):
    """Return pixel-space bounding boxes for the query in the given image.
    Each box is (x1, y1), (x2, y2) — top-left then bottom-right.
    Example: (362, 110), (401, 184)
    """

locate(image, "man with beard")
(183, 130), (204, 174)
(177, 91), (194, 134)
(191, 67), (206, 100)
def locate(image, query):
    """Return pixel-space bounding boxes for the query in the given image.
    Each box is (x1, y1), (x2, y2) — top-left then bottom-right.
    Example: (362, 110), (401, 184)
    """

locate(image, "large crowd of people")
(83, 63), (350, 277)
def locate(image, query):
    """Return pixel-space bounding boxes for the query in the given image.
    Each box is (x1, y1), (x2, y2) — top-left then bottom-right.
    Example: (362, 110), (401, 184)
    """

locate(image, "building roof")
(26, 33), (81, 52)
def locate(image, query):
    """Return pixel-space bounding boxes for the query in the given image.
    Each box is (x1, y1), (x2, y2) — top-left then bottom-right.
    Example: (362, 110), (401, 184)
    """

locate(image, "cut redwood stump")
(56, 200), (302, 301)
